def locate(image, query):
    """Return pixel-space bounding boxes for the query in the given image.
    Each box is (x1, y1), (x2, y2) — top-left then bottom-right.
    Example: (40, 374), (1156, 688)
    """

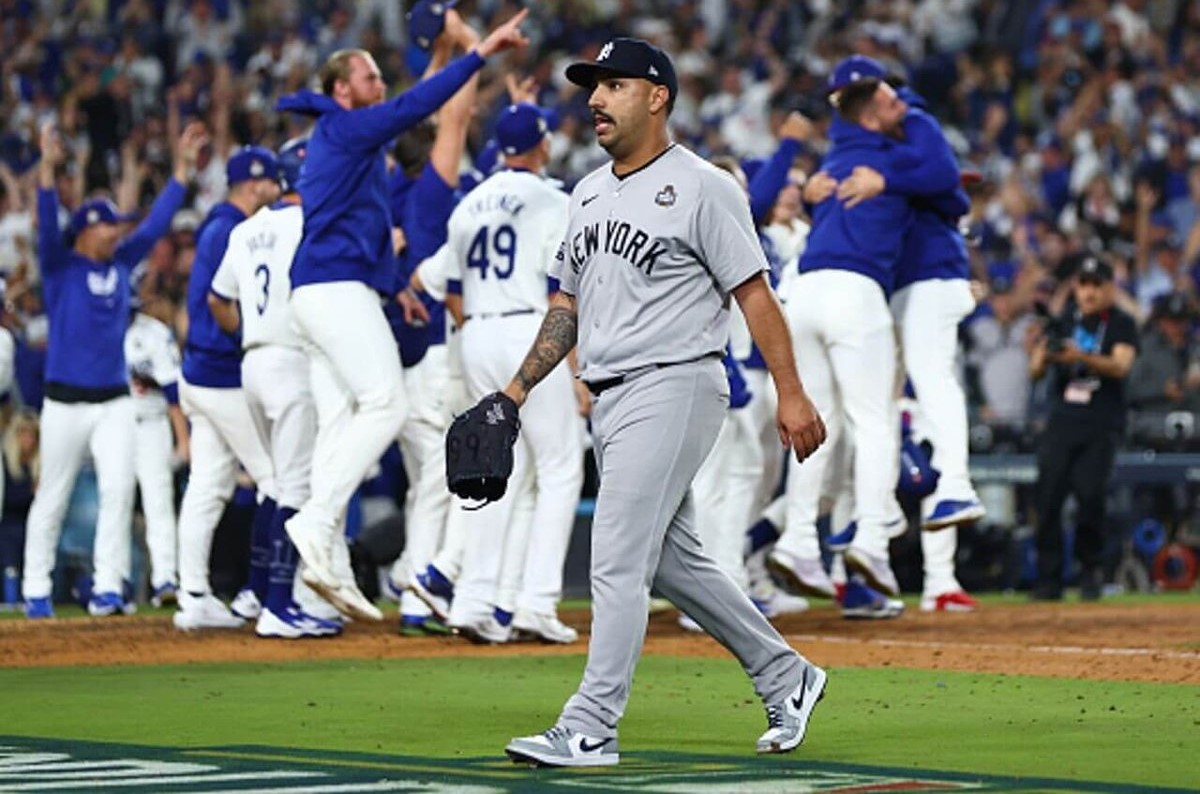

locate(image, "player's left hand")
(837, 165), (886, 208)
(777, 389), (826, 463)
(802, 171), (836, 205)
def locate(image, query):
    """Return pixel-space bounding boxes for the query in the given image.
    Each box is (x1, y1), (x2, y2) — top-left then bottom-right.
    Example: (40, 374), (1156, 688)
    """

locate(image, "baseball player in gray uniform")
(499, 38), (827, 768)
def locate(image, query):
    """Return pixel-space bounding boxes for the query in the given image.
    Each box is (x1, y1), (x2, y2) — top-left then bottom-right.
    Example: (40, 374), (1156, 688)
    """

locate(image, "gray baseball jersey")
(552, 145), (767, 381)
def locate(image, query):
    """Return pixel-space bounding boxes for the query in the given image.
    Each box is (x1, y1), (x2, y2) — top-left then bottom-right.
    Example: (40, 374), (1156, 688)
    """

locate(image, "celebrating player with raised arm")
(274, 10), (530, 621)
(23, 121), (206, 619)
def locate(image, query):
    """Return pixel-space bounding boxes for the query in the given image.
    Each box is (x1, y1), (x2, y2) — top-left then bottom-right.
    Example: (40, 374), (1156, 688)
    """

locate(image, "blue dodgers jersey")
(388, 161), (458, 367)
(277, 52), (484, 295)
(37, 181), (186, 392)
(182, 201), (246, 388)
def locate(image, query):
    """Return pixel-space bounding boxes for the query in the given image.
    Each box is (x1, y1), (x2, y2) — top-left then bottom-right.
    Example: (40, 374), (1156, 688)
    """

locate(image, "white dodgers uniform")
(125, 312), (182, 592)
(440, 168), (584, 631)
(210, 203), (312, 518)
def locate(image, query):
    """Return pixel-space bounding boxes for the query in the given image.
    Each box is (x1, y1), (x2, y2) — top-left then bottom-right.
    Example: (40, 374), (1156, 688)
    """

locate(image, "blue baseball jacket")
(277, 52), (485, 296)
(182, 202), (246, 388)
(893, 88), (971, 291)
(388, 161), (458, 368)
(800, 110), (961, 295)
(38, 180), (185, 399)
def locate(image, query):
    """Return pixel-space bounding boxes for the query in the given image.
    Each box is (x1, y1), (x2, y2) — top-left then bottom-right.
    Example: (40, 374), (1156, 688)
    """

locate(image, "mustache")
(592, 111), (614, 124)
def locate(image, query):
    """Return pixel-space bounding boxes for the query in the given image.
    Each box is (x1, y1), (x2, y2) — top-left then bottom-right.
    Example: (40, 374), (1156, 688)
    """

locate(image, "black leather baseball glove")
(445, 391), (521, 506)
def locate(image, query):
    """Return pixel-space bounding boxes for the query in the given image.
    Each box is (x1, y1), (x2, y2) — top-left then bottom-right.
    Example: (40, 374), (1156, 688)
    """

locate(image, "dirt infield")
(2, 601), (1196, 684)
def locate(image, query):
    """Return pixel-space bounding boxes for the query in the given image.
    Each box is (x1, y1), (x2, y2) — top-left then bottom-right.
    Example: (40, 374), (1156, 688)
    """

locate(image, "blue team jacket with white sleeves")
(38, 180), (186, 399)
(800, 110), (961, 295)
(182, 202), (246, 388)
(276, 52), (485, 296)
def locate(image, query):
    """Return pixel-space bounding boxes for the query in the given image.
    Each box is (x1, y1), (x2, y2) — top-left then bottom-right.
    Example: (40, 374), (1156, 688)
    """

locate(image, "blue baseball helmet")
(896, 436), (940, 499)
(277, 137), (308, 194)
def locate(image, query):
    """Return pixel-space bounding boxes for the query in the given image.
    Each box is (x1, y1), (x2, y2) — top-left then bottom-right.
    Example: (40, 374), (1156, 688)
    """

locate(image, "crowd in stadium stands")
(2, 0), (1200, 600)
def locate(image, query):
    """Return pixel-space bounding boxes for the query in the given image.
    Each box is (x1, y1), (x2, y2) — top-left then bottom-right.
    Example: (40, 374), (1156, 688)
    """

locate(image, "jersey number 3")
(254, 264), (270, 315)
(466, 224), (517, 280)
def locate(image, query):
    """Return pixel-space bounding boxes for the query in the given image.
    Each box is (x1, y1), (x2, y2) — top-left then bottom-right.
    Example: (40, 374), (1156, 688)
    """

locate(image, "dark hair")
(835, 78), (881, 123)
(393, 121), (436, 178)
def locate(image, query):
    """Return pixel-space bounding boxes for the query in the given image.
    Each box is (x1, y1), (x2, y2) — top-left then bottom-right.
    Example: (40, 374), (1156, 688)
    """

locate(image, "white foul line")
(785, 634), (1200, 661)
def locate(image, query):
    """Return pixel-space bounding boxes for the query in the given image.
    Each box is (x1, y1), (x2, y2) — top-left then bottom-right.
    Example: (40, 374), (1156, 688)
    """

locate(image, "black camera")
(1033, 302), (1073, 354)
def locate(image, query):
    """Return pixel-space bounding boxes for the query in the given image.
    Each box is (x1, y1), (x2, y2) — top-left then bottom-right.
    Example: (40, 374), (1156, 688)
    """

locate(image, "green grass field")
(2, 654), (1198, 792)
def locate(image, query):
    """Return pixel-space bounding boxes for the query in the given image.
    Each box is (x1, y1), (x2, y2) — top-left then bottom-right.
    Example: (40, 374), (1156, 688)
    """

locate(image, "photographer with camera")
(1028, 256), (1139, 600)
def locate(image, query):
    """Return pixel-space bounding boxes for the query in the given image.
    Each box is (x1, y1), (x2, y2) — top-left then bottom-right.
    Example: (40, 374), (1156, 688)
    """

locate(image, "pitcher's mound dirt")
(2, 601), (1196, 684)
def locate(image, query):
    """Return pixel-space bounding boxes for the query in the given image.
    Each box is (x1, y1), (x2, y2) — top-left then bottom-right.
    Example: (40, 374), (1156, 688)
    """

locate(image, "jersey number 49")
(467, 224), (517, 280)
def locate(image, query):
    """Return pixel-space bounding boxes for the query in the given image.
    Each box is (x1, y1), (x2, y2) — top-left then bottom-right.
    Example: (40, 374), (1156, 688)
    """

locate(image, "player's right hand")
(476, 7), (530, 57)
(778, 111), (814, 143)
(396, 288), (431, 327)
(837, 165), (886, 208)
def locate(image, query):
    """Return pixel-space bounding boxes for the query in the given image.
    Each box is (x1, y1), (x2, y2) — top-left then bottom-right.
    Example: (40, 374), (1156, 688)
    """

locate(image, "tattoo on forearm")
(515, 307), (577, 394)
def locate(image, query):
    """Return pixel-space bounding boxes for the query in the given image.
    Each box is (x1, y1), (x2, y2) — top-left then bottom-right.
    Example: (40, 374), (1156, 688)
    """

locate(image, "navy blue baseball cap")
(70, 198), (136, 234)
(226, 145), (280, 186)
(408, 0), (457, 51)
(566, 38), (678, 104)
(496, 103), (550, 156)
(277, 137), (308, 194)
(826, 55), (887, 96)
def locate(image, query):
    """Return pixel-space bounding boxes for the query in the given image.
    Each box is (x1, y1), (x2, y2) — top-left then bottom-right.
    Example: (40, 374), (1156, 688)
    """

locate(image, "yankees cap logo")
(598, 42), (614, 61)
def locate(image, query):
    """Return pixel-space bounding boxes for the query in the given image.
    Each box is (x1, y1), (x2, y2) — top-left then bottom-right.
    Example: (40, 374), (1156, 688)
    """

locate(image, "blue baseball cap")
(70, 198), (137, 235)
(826, 55), (887, 96)
(566, 37), (678, 104)
(496, 103), (550, 156)
(407, 0), (457, 51)
(226, 145), (280, 186)
(277, 137), (308, 194)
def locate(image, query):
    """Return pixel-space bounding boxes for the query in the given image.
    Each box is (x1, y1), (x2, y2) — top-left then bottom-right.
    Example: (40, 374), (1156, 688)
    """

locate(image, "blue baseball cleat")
(25, 597), (54, 619)
(922, 499), (986, 531)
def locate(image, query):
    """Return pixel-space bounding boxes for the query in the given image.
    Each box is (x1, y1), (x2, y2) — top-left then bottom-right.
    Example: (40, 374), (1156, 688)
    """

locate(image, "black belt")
(463, 308), (537, 321)
(585, 352), (722, 397)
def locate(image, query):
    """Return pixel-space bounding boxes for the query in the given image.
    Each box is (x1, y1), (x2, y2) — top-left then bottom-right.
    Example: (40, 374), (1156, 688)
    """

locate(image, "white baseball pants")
(692, 406), (763, 592)
(242, 346), (316, 511)
(23, 396), (135, 599)
(176, 379), (276, 594)
(393, 343), (453, 616)
(890, 278), (978, 513)
(135, 413), (177, 589)
(450, 313), (584, 622)
(290, 282), (408, 536)
(779, 269), (897, 561)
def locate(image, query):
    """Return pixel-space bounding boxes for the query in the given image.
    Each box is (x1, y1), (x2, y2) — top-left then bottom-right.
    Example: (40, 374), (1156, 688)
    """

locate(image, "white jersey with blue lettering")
(125, 312), (181, 420)
(443, 169), (568, 318)
(210, 203), (304, 349)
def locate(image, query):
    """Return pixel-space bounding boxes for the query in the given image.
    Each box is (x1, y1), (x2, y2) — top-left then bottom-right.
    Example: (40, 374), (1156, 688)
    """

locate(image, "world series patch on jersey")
(551, 145), (768, 382)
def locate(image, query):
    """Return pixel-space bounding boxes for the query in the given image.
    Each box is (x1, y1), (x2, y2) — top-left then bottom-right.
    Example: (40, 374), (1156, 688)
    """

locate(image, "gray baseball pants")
(559, 359), (807, 739)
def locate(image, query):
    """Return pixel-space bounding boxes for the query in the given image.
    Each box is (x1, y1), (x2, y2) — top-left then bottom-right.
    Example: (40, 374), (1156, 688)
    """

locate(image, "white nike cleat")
(173, 592), (245, 631)
(230, 587), (262, 620)
(766, 548), (837, 598)
(285, 513), (337, 590)
(757, 663), (828, 754)
(301, 570), (383, 622)
(506, 725), (619, 767)
(513, 609), (578, 644)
